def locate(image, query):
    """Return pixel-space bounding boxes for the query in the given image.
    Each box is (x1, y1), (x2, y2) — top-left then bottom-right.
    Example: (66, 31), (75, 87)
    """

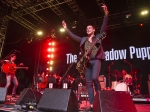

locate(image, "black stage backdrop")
(55, 23), (150, 95)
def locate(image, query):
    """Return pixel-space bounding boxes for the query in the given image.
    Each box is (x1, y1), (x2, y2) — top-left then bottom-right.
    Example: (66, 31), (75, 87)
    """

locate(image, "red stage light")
(48, 42), (52, 45)
(140, 23), (143, 26)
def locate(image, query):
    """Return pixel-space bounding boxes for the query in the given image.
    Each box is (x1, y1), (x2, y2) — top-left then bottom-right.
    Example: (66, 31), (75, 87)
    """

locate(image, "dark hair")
(87, 25), (95, 30)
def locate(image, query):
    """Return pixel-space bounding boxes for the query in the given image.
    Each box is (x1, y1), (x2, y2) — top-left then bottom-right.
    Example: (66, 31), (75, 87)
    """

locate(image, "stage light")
(48, 48), (51, 52)
(47, 61), (53, 65)
(50, 61), (53, 65)
(48, 42), (52, 46)
(47, 54), (50, 58)
(49, 67), (52, 71)
(126, 14), (131, 18)
(26, 37), (32, 43)
(140, 23), (143, 27)
(52, 48), (54, 52)
(51, 54), (54, 58)
(37, 31), (43, 36)
(52, 42), (54, 45)
(60, 28), (65, 32)
(141, 10), (148, 15)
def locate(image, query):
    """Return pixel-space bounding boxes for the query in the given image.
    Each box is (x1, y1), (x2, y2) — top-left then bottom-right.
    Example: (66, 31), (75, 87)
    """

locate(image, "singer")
(2, 54), (24, 97)
(62, 4), (108, 111)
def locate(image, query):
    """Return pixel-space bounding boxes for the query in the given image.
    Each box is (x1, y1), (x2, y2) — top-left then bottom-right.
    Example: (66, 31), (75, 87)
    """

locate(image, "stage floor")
(0, 95), (150, 112)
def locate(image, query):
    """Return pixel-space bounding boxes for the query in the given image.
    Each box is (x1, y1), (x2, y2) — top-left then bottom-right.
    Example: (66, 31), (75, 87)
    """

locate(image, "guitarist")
(3, 54), (24, 97)
(62, 4), (109, 111)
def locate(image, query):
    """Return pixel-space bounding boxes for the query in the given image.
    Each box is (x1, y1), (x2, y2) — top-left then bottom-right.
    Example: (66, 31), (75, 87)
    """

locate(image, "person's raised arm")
(100, 4), (109, 34)
(62, 20), (81, 42)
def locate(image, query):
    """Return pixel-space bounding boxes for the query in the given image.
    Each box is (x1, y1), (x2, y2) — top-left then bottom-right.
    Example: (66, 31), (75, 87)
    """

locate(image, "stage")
(0, 95), (150, 112)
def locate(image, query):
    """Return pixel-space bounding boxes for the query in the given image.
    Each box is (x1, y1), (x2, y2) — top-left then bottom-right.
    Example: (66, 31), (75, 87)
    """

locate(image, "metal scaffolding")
(7, 12), (37, 32)
(64, 0), (87, 20)
(78, 8), (150, 31)
(127, 0), (135, 10)
(0, 16), (10, 58)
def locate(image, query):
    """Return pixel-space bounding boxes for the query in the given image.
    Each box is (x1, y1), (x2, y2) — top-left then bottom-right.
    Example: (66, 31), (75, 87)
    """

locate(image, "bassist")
(62, 4), (109, 111)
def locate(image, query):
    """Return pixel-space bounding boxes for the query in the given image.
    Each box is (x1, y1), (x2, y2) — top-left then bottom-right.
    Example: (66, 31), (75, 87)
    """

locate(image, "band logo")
(66, 46), (150, 64)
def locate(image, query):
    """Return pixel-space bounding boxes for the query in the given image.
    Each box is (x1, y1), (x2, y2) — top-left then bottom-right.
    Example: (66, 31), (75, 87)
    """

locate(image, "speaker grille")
(37, 89), (78, 112)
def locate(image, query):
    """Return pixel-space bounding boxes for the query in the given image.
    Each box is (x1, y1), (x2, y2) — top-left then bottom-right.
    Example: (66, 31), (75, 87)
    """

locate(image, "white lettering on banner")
(105, 48), (126, 61)
(147, 47), (150, 60)
(129, 46), (135, 59)
(129, 46), (150, 60)
(66, 46), (150, 63)
(66, 53), (77, 64)
(136, 48), (141, 58)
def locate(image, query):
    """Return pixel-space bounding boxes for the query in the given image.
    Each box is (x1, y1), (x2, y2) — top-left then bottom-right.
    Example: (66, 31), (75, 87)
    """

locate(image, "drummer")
(122, 70), (132, 85)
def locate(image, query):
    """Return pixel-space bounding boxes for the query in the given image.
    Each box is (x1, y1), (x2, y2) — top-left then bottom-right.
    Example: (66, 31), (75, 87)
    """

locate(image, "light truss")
(7, 12), (37, 32)
(20, 8), (46, 24)
(12, 0), (66, 16)
(9, 0), (72, 24)
(0, 16), (9, 58)
(45, 0), (72, 23)
(64, 0), (87, 20)
(78, 8), (150, 30)
(127, 0), (134, 10)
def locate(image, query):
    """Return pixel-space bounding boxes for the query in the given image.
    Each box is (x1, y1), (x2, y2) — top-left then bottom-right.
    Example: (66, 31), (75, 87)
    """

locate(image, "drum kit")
(110, 69), (141, 95)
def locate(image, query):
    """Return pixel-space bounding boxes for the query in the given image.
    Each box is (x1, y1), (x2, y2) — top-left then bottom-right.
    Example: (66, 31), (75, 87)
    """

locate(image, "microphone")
(14, 50), (20, 53)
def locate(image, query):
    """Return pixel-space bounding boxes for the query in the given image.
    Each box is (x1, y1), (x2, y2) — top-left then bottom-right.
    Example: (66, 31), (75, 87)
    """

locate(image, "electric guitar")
(76, 32), (106, 74)
(2, 62), (29, 74)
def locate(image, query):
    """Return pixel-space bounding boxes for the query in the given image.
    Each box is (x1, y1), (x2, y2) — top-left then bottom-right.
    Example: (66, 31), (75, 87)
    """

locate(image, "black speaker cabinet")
(93, 91), (137, 112)
(0, 87), (7, 104)
(16, 88), (42, 105)
(37, 89), (78, 112)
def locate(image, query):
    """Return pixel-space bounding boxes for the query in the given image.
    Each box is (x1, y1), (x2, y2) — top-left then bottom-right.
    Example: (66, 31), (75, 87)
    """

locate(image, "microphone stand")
(2, 49), (16, 60)
(124, 60), (133, 73)
(60, 62), (74, 83)
(108, 62), (113, 88)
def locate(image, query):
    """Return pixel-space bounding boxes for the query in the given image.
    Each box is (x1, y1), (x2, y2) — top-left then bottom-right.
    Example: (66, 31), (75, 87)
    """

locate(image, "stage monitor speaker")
(93, 91), (137, 112)
(16, 88), (42, 105)
(0, 87), (7, 104)
(37, 89), (78, 112)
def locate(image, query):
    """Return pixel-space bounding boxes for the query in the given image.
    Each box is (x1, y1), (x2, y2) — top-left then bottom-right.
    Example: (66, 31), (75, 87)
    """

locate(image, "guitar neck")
(15, 67), (28, 69)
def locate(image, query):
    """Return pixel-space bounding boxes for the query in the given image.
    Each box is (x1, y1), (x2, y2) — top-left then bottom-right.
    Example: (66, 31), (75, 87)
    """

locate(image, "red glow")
(48, 48), (51, 52)
(47, 54), (50, 58)
(48, 42), (52, 45)
(140, 23), (143, 26)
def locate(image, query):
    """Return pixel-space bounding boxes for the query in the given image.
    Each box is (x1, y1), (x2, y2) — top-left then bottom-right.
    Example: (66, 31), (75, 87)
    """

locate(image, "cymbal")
(130, 69), (140, 75)
(111, 70), (122, 78)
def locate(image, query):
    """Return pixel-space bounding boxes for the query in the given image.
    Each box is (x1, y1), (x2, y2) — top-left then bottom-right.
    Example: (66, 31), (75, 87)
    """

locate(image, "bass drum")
(111, 81), (119, 90)
(115, 83), (130, 92)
